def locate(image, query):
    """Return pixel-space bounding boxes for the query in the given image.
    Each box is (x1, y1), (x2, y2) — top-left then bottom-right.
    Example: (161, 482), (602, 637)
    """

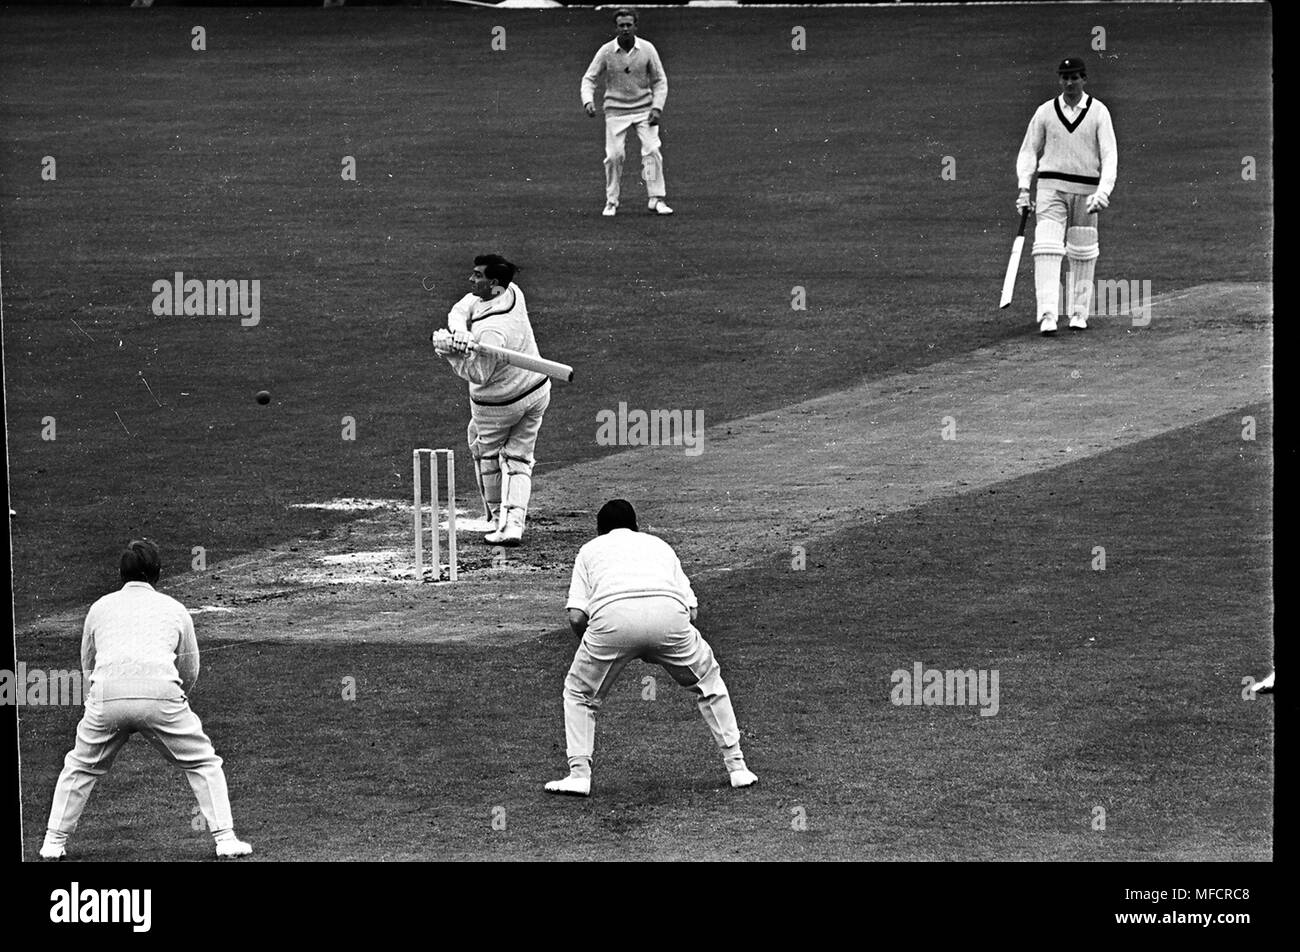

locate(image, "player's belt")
(471, 376), (550, 407)
(1038, 172), (1101, 186)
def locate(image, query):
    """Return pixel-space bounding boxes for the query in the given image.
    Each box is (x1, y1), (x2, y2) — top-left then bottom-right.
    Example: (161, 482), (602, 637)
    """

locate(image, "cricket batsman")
(1017, 57), (1118, 335)
(432, 254), (550, 547)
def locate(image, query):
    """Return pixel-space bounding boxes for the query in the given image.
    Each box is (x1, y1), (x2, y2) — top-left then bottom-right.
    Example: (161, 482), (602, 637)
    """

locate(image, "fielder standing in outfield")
(432, 254), (550, 547)
(40, 540), (252, 860)
(545, 500), (758, 796)
(581, 7), (673, 217)
(1017, 57), (1118, 335)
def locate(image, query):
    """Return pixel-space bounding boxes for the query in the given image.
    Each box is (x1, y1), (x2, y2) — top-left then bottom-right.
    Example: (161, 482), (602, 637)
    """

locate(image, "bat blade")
(999, 236), (1025, 308)
(999, 207), (1031, 309)
(474, 341), (574, 383)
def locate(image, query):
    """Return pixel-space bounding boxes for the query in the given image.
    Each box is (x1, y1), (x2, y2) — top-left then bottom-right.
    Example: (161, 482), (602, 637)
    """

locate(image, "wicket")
(413, 448), (458, 581)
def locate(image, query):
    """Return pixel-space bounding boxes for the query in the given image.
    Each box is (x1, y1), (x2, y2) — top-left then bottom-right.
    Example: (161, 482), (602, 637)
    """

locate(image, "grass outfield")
(3, 4), (1272, 863)
(1, 4), (1271, 619)
(16, 403), (1272, 861)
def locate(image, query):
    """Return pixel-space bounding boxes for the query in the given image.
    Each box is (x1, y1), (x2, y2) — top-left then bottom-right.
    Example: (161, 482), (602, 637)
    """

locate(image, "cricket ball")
(256, 390), (271, 405)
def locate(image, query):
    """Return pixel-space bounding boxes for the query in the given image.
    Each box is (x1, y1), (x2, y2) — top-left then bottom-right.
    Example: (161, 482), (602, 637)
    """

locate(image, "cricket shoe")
(649, 199), (674, 215)
(39, 844), (67, 861)
(480, 509), (508, 544)
(602, 203), (617, 217)
(729, 769), (759, 789)
(215, 838), (254, 859)
(1039, 315), (1058, 336)
(1068, 314), (1089, 331)
(544, 774), (592, 797)
(487, 511), (525, 547)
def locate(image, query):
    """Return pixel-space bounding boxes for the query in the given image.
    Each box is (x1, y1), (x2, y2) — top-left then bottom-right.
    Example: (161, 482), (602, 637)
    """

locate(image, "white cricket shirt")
(82, 581), (200, 700)
(567, 528), (697, 618)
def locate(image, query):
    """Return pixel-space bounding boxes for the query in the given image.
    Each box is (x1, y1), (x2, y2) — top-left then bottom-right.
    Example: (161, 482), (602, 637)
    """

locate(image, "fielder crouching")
(40, 540), (252, 860)
(545, 500), (758, 796)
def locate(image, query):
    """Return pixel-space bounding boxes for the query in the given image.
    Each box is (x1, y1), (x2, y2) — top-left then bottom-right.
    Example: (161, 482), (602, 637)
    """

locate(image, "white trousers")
(562, 595), (741, 762)
(604, 110), (666, 206)
(46, 695), (236, 835)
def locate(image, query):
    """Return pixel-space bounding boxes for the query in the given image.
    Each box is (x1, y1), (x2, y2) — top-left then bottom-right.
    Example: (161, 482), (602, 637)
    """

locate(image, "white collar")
(1059, 93), (1090, 113)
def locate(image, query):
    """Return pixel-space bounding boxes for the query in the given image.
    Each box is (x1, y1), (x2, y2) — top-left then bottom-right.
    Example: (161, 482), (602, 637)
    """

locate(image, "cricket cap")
(1057, 58), (1087, 76)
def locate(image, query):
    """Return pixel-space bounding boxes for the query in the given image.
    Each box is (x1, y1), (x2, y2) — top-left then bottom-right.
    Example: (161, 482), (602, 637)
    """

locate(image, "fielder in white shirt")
(40, 540), (252, 860)
(1016, 57), (1118, 335)
(545, 500), (758, 796)
(581, 7), (674, 217)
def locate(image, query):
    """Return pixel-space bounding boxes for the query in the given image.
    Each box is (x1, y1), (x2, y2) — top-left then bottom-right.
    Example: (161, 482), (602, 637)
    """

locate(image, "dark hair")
(474, 254), (518, 287)
(120, 539), (162, 584)
(614, 7), (637, 24)
(597, 499), (638, 535)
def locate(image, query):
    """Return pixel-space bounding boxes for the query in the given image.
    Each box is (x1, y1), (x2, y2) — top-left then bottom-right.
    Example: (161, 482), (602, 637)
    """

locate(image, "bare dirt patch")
(20, 283), (1270, 646)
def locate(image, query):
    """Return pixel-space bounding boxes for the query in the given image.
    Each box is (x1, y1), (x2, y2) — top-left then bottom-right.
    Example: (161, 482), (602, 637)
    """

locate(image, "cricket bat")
(999, 207), (1030, 309)
(474, 341), (574, 384)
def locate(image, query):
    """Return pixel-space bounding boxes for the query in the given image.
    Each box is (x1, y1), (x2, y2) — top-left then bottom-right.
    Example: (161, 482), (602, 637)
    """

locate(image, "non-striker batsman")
(1016, 57), (1118, 335)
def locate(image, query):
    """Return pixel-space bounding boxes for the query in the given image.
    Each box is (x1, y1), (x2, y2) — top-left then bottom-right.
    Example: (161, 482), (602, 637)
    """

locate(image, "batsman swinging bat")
(474, 341), (575, 384)
(999, 206), (1030, 309)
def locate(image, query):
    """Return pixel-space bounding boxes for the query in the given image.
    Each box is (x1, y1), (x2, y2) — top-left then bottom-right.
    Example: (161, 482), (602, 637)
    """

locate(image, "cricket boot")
(494, 508), (526, 547)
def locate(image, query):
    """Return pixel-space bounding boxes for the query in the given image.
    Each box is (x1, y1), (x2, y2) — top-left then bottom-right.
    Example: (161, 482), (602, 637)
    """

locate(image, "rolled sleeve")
(566, 555), (592, 615)
(672, 556), (697, 610)
(80, 612), (96, 683)
(176, 612), (200, 694)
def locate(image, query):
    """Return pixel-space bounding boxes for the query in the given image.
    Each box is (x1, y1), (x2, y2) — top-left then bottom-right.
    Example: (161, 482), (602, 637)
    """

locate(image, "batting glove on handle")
(1085, 191), (1110, 214)
(1016, 189), (1034, 214)
(432, 328), (454, 356)
(451, 329), (477, 355)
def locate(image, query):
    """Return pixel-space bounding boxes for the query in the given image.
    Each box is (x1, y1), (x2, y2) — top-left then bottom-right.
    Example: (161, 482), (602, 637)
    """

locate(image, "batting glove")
(1016, 189), (1034, 214)
(451, 329), (477, 355)
(431, 328), (454, 356)
(1085, 191), (1110, 214)
(649, 108), (662, 126)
